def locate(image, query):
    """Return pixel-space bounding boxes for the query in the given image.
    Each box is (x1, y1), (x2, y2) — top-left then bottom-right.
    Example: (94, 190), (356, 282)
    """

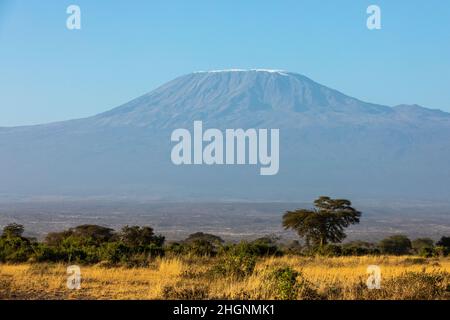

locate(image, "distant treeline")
(0, 222), (449, 266)
(1, 197), (449, 265)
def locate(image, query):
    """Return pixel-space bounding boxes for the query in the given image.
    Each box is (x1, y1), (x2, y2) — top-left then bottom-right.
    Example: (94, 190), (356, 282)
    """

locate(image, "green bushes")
(0, 237), (33, 263)
(263, 266), (321, 300)
(187, 239), (215, 257)
(341, 241), (380, 256)
(249, 237), (283, 257)
(0, 229), (34, 263)
(182, 232), (224, 257)
(436, 236), (450, 256)
(378, 235), (412, 255)
(0, 223), (165, 265)
(211, 243), (257, 279)
(0, 223), (448, 265)
(267, 267), (300, 300)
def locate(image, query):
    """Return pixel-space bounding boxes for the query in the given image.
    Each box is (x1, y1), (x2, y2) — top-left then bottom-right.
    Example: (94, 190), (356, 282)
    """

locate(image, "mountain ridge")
(1, 70), (449, 201)
(1, 70), (449, 130)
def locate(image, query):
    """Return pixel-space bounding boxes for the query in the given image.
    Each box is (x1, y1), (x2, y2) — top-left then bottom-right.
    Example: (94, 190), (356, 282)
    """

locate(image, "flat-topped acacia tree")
(283, 196), (361, 248)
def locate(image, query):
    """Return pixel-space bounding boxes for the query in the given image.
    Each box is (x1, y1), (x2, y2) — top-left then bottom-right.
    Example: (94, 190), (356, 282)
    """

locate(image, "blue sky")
(0, 0), (449, 126)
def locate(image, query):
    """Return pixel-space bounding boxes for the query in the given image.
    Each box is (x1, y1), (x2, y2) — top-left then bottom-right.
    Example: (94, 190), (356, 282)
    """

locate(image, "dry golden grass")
(0, 256), (449, 300)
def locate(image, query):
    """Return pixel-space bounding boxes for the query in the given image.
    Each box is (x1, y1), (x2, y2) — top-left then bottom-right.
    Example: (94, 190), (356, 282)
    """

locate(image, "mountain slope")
(1, 70), (450, 201)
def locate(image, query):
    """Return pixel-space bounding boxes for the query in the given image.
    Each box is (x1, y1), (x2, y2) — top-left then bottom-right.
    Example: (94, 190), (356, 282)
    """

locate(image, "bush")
(433, 246), (449, 257)
(378, 235), (412, 255)
(184, 232), (224, 245)
(120, 226), (165, 247)
(0, 236), (33, 263)
(417, 247), (434, 258)
(211, 243), (257, 279)
(412, 238), (434, 256)
(436, 237), (450, 256)
(316, 244), (342, 257)
(250, 237), (283, 256)
(187, 239), (215, 257)
(31, 244), (64, 262)
(2, 223), (25, 238)
(165, 242), (186, 256)
(99, 242), (130, 264)
(267, 267), (300, 300)
(341, 241), (379, 256)
(284, 240), (303, 255)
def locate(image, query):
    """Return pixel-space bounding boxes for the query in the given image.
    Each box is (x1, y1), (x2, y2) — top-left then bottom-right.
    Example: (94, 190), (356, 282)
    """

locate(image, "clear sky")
(0, 0), (449, 126)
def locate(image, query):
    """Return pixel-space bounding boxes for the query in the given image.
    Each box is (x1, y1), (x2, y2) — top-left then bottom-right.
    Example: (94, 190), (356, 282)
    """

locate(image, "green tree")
(70, 225), (115, 244)
(250, 235), (282, 256)
(188, 239), (215, 256)
(378, 235), (412, 255)
(436, 236), (450, 248)
(2, 223), (25, 238)
(411, 238), (434, 255)
(44, 225), (115, 247)
(282, 196), (361, 248)
(184, 232), (224, 257)
(119, 225), (165, 247)
(435, 236), (450, 256)
(184, 232), (224, 245)
(0, 224), (33, 262)
(44, 230), (73, 246)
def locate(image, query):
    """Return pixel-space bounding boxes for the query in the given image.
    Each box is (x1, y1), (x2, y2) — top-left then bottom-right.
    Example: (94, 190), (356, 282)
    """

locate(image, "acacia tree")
(2, 223), (25, 238)
(119, 226), (165, 247)
(282, 196), (361, 248)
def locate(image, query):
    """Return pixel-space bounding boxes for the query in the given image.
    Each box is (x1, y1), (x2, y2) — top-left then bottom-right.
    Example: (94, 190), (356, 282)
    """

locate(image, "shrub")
(250, 237), (283, 257)
(0, 237), (33, 263)
(165, 242), (186, 256)
(184, 232), (224, 245)
(378, 235), (412, 255)
(187, 239), (215, 257)
(267, 267), (300, 300)
(412, 238), (434, 257)
(31, 244), (64, 262)
(341, 241), (379, 256)
(316, 244), (342, 257)
(120, 226), (165, 247)
(99, 242), (130, 264)
(417, 247), (434, 258)
(433, 246), (448, 257)
(1, 223), (25, 238)
(210, 243), (257, 279)
(436, 237), (450, 256)
(284, 240), (303, 255)
(264, 267), (321, 300)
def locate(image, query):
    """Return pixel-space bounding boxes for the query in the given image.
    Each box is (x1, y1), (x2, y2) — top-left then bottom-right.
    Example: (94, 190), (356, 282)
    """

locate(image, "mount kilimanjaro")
(1, 69), (450, 202)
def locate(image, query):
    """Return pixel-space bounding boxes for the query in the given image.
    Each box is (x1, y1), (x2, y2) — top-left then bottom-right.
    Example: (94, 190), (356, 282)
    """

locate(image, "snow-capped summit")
(194, 69), (288, 75)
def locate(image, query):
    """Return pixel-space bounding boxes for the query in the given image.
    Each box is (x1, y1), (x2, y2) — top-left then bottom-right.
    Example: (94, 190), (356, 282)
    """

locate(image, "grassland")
(1, 255), (449, 300)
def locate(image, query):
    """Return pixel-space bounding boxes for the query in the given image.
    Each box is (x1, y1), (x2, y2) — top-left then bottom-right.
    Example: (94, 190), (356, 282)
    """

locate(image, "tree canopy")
(2, 223), (25, 238)
(184, 232), (224, 245)
(282, 196), (361, 247)
(379, 235), (412, 255)
(120, 225), (165, 247)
